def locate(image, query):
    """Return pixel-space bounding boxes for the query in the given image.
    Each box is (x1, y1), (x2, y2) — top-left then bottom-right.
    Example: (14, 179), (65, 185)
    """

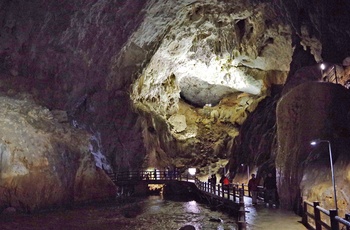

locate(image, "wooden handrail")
(335, 216), (350, 228)
(107, 170), (246, 202)
(302, 200), (350, 230)
(107, 170), (247, 229)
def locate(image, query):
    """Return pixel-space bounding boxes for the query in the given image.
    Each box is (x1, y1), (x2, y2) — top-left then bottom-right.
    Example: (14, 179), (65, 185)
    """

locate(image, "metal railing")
(302, 201), (350, 230)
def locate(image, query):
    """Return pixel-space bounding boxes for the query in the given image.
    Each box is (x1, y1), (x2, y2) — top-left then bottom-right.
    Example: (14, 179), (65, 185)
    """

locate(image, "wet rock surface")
(277, 82), (350, 215)
(0, 0), (350, 216)
(0, 96), (116, 212)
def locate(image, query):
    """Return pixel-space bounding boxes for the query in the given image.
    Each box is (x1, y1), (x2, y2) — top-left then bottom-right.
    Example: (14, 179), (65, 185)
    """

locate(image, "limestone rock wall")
(226, 0), (350, 213)
(0, 96), (116, 212)
(276, 82), (350, 214)
(0, 0), (350, 214)
(128, 0), (291, 176)
(275, 0), (350, 63)
(227, 88), (280, 179)
(0, 0), (148, 173)
(0, 0), (293, 182)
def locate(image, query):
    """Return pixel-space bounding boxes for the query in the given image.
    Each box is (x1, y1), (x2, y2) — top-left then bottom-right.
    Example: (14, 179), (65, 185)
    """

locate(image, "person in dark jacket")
(263, 173), (277, 206)
(248, 174), (259, 205)
(211, 174), (217, 192)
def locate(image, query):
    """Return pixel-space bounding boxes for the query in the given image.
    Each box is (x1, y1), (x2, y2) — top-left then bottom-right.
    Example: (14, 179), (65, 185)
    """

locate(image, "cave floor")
(0, 196), (307, 230)
(244, 197), (306, 230)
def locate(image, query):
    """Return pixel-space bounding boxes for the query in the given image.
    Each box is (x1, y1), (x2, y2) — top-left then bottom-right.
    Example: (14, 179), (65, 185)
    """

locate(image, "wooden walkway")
(106, 170), (247, 229)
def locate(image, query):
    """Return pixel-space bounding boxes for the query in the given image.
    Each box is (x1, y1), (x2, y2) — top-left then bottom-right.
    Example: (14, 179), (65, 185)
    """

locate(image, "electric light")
(310, 139), (338, 210)
(188, 168), (196, 176)
(320, 63), (325, 70)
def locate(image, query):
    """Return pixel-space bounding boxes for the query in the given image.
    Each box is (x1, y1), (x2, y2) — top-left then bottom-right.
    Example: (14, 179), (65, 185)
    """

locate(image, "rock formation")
(129, 0), (291, 176)
(277, 81), (350, 215)
(0, 0), (350, 216)
(0, 95), (116, 212)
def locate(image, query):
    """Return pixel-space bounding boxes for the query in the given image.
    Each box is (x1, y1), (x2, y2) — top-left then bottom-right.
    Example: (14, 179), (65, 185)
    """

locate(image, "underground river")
(0, 195), (239, 230)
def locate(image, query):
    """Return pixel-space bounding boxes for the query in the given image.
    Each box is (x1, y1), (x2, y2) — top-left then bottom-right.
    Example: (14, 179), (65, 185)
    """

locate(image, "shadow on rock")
(179, 225), (196, 230)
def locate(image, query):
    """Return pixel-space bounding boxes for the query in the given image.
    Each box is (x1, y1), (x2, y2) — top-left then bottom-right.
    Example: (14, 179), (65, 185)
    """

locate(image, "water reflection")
(0, 195), (238, 230)
(184, 200), (200, 214)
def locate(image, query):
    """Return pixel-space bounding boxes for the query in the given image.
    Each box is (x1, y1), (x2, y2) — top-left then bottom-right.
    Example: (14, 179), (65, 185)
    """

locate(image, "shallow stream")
(0, 195), (238, 230)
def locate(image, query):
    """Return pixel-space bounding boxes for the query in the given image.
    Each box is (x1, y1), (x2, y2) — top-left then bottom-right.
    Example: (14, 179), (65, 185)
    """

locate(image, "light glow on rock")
(89, 133), (112, 171)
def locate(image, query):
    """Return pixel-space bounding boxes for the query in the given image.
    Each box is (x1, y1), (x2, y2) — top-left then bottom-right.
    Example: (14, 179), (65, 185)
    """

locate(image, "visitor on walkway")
(211, 174), (217, 192)
(220, 175), (229, 190)
(153, 168), (157, 180)
(263, 172), (277, 206)
(248, 173), (259, 205)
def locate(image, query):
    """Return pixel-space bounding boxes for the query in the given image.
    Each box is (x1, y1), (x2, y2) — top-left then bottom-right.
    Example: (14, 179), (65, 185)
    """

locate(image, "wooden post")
(221, 184), (225, 198)
(329, 209), (339, 230)
(301, 201), (307, 226)
(313, 202), (321, 230)
(241, 183), (245, 196)
(227, 185), (230, 200)
(237, 188), (246, 230)
(334, 65), (338, 84)
(233, 186), (236, 202)
(237, 219), (246, 230)
(345, 213), (350, 230)
(239, 187), (244, 202)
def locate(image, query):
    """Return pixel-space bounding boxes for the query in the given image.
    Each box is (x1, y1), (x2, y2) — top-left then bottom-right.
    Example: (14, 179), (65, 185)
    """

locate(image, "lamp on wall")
(188, 168), (196, 176)
(320, 63), (326, 78)
(310, 139), (338, 210)
(241, 163), (250, 183)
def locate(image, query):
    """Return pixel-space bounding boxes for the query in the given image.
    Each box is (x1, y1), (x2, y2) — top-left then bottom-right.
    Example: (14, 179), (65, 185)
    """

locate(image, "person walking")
(220, 174), (229, 190)
(211, 174), (217, 193)
(263, 172), (277, 206)
(248, 174), (259, 205)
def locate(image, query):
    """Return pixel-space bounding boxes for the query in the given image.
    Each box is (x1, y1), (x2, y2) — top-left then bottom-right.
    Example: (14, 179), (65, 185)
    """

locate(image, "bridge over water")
(106, 170), (350, 230)
(106, 170), (248, 229)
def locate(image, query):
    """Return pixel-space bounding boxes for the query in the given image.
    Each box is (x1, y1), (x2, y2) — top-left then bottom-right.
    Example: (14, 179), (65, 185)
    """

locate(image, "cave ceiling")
(124, 0), (294, 173)
(130, 1), (292, 110)
(1, 0), (349, 180)
(1, 0), (350, 214)
(0, 0), (322, 176)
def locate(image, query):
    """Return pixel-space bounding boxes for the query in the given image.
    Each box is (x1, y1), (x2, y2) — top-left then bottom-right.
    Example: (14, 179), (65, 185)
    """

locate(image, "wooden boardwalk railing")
(302, 200), (350, 230)
(106, 170), (194, 184)
(106, 170), (253, 198)
(106, 170), (248, 229)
